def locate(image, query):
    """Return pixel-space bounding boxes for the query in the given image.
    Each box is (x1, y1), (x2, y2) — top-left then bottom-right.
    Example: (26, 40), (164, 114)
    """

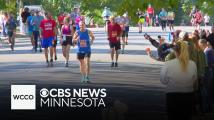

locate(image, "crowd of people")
(143, 27), (214, 119)
(136, 5), (175, 32)
(137, 5), (212, 32)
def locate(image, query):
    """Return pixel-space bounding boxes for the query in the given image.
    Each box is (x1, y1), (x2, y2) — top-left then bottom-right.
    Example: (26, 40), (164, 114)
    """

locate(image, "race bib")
(80, 40), (87, 47)
(112, 31), (117, 37)
(63, 34), (66, 41)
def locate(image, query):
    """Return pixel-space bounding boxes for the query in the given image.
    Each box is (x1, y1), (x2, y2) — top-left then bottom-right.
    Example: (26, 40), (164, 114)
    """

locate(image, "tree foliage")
(0, 0), (213, 25)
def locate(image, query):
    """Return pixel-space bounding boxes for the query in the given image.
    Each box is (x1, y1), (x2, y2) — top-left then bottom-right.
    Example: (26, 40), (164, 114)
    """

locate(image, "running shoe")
(55, 55), (57, 61)
(81, 76), (85, 83)
(111, 62), (114, 67)
(46, 61), (50, 67)
(121, 50), (125, 54)
(50, 59), (53, 67)
(85, 76), (90, 83)
(65, 62), (69, 67)
(115, 62), (118, 67)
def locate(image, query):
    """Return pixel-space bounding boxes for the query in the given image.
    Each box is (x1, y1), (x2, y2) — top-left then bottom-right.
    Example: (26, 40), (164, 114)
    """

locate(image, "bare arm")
(72, 31), (79, 45)
(89, 30), (95, 44)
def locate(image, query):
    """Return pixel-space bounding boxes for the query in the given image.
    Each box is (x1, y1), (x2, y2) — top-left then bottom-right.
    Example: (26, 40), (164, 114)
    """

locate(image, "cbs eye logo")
(40, 88), (49, 98)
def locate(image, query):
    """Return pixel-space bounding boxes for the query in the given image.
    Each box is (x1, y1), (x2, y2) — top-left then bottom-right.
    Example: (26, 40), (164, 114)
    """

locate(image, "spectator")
(144, 34), (173, 61)
(207, 26), (214, 48)
(198, 39), (214, 112)
(160, 40), (197, 120)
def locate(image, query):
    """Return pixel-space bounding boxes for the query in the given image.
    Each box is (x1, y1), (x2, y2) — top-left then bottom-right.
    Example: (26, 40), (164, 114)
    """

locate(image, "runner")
(189, 6), (197, 26)
(167, 10), (175, 31)
(146, 4), (155, 26)
(107, 16), (122, 67)
(21, 7), (30, 35)
(51, 16), (58, 61)
(2, 12), (9, 37)
(57, 12), (65, 31)
(5, 13), (17, 51)
(31, 10), (44, 52)
(60, 16), (74, 67)
(26, 11), (35, 51)
(204, 14), (210, 26)
(154, 15), (159, 27)
(123, 12), (130, 45)
(40, 12), (57, 67)
(116, 15), (126, 54)
(75, 15), (83, 31)
(136, 8), (145, 33)
(159, 8), (168, 31)
(195, 9), (203, 30)
(73, 21), (95, 83)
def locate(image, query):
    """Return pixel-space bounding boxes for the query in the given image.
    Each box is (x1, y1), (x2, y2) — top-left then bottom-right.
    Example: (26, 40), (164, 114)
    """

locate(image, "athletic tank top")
(62, 25), (71, 35)
(77, 29), (91, 53)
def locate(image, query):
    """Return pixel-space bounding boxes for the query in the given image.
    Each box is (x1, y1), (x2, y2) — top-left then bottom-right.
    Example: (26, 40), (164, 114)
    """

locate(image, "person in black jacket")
(144, 34), (173, 61)
(21, 7), (30, 34)
(207, 26), (214, 49)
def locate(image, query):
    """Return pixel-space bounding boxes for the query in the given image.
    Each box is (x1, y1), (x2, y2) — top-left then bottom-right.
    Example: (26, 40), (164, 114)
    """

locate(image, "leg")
(122, 36), (125, 54)
(8, 37), (12, 50)
(161, 20), (164, 31)
(164, 21), (167, 31)
(138, 22), (142, 33)
(30, 32), (34, 49)
(54, 47), (57, 60)
(65, 45), (70, 67)
(115, 50), (119, 63)
(33, 31), (39, 52)
(85, 56), (91, 81)
(115, 42), (121, 67)
(62, 45), (66, 58)
(125, 32), (128, 44)
(44, 48), (49, 63)
(49, 47), (53, 60)
(169, 23), (172, 31)
(111, 47), (115, 67)
(79, 58), (86, 82)
(65, 45), (70, 62)
(11, 33), (15, 51)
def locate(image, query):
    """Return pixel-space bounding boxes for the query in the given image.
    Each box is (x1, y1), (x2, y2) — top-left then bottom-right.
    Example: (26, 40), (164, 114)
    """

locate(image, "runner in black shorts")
(107, 16), (122, 67)
(109, 41), (121, 51)
(73, 21), (95, 83)
(60, 16), (74, 67)
(77, 52), (91, 60)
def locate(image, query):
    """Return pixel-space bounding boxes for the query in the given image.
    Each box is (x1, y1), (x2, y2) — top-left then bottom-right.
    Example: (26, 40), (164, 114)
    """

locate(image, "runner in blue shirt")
(26, 11), (35, 51)
(73, 21), (95, 83)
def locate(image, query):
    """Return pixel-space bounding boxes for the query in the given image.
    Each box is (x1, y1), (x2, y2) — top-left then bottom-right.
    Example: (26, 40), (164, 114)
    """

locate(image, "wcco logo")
(11, 85), (36, 110)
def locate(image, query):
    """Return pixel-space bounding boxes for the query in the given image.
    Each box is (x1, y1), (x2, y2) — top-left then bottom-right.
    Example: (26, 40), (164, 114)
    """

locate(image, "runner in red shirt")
(147, 4), (155, 26)
(194, 9), (203, 30)
(40, 12), (57, 67)
(57, 12), (65, 30)
(107, 16), (122, 67)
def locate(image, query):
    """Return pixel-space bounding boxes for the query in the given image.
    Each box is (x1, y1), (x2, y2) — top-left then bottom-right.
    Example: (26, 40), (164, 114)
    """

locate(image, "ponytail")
(174, 41), (189, 72)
